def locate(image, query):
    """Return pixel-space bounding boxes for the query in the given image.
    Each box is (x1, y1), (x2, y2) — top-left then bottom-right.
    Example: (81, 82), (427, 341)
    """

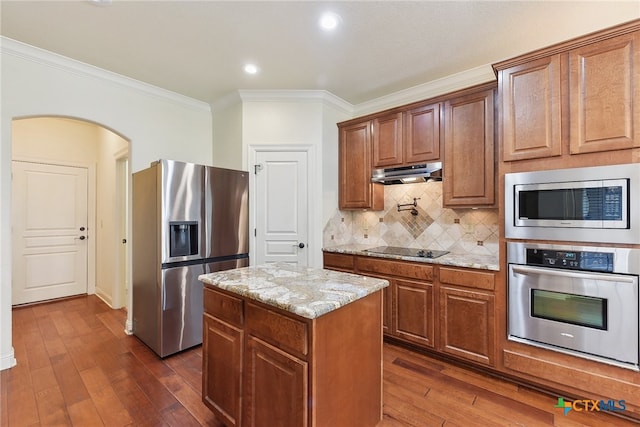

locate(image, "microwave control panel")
(525, 248), (614, 273)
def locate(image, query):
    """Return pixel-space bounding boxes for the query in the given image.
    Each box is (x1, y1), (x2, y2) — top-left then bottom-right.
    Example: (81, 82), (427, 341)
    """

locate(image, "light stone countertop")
(198, 263), (389, 320)
(323, 244), (500, 271)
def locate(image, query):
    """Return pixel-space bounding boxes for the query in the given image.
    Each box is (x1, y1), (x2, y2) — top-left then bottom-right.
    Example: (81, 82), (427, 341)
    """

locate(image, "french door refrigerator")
(132, 159), (249, 357)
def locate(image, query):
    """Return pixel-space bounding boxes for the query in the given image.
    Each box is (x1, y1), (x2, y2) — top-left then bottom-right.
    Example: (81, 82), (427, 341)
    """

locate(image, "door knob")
(122, 239), (127, 244)
(77, 236), (86, 240)
(79, 226), (86, 231)
(298, 243), (305, 249)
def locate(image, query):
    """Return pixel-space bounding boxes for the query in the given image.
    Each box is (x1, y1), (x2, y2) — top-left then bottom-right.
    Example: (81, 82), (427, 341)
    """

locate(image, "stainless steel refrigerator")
(132, 159), (249, 357)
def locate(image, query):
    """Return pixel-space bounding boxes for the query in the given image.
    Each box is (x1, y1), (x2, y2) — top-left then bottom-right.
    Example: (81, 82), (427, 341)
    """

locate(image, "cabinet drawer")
(323, 252), (355, 271)
(204, 287), (244, 327)
(439, 267), (494, 291)
(246, 302), (308, 358)
(357, 257), (433, 281)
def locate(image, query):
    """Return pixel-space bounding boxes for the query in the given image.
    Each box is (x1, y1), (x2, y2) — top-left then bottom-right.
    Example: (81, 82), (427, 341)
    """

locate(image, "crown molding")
(0, 36), (211, 112)
(353, 64), (496, 116)
(237, 89), (353, 115)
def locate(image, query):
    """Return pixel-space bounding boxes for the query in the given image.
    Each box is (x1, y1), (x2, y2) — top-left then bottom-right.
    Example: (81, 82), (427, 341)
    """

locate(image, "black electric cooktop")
(365, 246), (449, 259)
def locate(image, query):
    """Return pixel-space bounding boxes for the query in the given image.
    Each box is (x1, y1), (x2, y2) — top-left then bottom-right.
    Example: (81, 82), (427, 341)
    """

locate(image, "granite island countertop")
(323, 244), (499, 271)
(198, 263), (389, 319)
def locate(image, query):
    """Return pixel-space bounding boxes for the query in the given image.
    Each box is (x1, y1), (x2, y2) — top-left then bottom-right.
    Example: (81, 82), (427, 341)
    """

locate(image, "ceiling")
(1, 1), (638, 106)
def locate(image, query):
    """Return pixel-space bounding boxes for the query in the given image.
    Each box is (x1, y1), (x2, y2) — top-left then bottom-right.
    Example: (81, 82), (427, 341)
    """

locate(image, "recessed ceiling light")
(319, 12), (341, 31)
(89, 0), (112, 6)
(244, 64), (259, 75)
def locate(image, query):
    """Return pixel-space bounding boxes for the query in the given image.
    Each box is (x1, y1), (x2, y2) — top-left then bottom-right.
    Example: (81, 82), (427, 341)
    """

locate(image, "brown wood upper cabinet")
(443, 84), (495, 207)
(404, 102), (441, 164)
(372, 112), (403, 168)
(497, 55), (562, 162)
(569, 30), (640, 154)
(338, 119), (384, 210)
(495, 21), (640, 161)
(372, 103), (441, 169)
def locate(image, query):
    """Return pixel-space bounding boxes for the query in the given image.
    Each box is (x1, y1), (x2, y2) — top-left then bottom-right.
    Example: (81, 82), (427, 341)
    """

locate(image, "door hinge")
(254, 228), (257, 237)
(254, 164), (263, 174)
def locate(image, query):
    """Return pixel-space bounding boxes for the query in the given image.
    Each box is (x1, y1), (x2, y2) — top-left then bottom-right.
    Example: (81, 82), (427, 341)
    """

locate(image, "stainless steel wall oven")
(507, 242), (640, 370)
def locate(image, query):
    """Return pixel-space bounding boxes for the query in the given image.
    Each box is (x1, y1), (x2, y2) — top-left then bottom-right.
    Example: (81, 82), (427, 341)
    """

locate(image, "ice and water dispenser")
(169, 221), (199, 257)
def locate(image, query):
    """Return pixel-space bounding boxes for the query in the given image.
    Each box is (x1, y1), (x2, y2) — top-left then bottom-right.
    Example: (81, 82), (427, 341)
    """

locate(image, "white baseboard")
(0, 348), (17, 371)
(124, 319), (133, 335)
(94, 289), (113, 308)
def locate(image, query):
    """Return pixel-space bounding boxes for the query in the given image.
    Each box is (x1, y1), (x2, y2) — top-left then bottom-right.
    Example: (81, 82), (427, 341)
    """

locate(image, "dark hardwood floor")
(1, 295), (637, 426)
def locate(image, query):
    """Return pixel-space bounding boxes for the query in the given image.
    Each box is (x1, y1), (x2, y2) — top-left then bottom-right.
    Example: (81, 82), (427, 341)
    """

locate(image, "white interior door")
(12, 161), (89, 305)
(255, 150), (309, 266)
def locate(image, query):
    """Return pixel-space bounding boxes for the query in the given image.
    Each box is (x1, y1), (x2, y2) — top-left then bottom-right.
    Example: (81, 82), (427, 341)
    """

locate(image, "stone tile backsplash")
(323, 181), (499, 257)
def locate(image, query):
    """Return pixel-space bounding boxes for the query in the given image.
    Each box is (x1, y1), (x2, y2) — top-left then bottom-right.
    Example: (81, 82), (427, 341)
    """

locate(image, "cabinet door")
(439, 286), (495, 366)
(372, 112), (403, 168)
(443, 87), (495, 207)
(393, 279), (434, 348)
(203, 313), (243, 427)
(338, 121), (384, 210)
(404, 102), (441, 163)
(499, 55), (562, 161)
(244, 336), (308, 427)
(569, 31), (640, 154)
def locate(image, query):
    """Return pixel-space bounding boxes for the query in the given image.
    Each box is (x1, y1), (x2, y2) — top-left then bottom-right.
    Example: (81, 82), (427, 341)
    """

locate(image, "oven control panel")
(526, 248), (614, 272)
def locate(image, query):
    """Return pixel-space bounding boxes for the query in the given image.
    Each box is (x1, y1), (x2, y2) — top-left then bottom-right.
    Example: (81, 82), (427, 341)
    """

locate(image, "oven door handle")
(511, 264), (637, 284)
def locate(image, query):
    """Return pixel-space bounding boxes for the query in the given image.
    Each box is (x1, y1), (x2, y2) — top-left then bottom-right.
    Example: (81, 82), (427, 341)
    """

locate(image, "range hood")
(371, 162), (442, 185)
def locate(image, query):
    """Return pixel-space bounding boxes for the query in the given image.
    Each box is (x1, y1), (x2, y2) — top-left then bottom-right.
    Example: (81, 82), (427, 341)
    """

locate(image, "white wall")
(212, 94), (244, 171)
(0, 38), (213, 370)
(95, 126), (129, 307)
(238, 91), (351, 268)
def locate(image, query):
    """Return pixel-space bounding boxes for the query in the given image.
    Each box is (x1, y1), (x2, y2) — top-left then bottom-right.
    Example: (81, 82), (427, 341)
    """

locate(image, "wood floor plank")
(50, 352), (91, 406)
(34, 385), (71, 426)
(110, 374), (166, 426)
(67, 398), (105, 426)
(116, 351), (180, 412)
(79, 365), (134, 427)
(128, 340), (177, 379)
(29, 365), (58, 393)
(157, 373), (220, 426)
(160, 401), (211, 427)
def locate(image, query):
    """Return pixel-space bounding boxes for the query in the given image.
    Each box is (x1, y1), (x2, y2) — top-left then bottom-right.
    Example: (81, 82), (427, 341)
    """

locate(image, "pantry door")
(254, 149), (309, 266)
(12, 161), (89, 305)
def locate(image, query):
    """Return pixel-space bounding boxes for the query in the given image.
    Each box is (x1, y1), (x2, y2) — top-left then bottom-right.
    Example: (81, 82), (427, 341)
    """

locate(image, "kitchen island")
(199, 263), (389, 427)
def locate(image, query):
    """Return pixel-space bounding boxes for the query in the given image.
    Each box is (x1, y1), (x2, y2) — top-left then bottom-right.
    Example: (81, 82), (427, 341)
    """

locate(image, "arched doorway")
(11, 116), (131, 309)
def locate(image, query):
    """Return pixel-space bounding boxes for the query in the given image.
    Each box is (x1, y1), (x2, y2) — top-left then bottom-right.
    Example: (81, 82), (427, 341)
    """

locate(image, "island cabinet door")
(202, 313), (243, 427)
(244, 336), (308, 427)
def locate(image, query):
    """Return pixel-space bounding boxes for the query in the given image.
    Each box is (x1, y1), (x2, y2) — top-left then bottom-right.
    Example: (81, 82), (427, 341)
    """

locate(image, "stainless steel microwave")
(505, 163), (640, 244)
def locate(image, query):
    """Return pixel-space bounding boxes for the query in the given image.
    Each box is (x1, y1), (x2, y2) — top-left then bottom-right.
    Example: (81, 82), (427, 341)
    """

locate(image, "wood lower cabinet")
(203, 284), (383, 427)
(203, 314), (243, 427)
(438, 267), (496, 366)
(439, 286), (495, 366)
(323, 253), (496, 367)
(244, 336), (308, 427)
(394, 279), (434, 348)
(355, 256), (434, 344)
